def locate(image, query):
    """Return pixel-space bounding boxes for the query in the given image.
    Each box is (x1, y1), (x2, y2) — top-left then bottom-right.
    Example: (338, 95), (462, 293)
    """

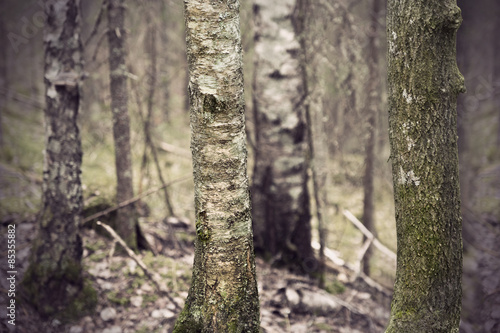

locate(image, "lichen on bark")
(172, 0), (260, 332)
(385, 1), (465, 332)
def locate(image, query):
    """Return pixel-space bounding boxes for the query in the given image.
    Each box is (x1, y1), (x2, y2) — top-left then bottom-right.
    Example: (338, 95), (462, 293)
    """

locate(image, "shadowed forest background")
(0, 0), (499, 332)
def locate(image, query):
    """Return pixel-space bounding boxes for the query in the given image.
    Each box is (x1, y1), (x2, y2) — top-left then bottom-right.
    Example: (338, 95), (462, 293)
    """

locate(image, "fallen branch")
(342, 209), (397, 262)
(83, 175), (191, 224)
(311, 241), (393, 296)
(96, 221), (181, 309)
(356, 237), (374, 274)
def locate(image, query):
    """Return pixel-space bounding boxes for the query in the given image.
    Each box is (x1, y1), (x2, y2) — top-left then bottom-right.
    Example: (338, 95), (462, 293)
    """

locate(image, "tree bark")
(21, 0), (96, 319)
(495, 1), (500, 148)
(172, 0), (260, 331)
(251, 0), (316, 275)
(385, 1), (465, 332)
(0, 20), (7, 148)
(107, 0), (137, 250)
(361, 0), (381, 277)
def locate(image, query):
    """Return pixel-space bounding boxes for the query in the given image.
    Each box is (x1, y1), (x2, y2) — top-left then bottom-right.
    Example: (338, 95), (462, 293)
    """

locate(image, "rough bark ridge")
(21, 0), (96, 318)
(385, 1), (465, 332)
(252, 0), (315, 274)
(107, 0), (137, 249)
(173, 0), (260, 332)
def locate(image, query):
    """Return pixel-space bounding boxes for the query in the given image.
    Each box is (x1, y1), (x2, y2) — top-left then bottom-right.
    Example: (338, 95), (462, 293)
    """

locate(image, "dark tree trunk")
(172, 0), (260, 331)
(252, 0), (316, 275)
(107, 0), (137, 249)
(495, 2), (500, 148)
(0, 20), (7, 148)
(385, 0), (465, 332)
(361, 0), (382, 277)
(21, 0), (96, 319)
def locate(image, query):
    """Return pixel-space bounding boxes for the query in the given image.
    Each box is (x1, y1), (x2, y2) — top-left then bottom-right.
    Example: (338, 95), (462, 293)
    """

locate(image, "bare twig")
(85, 0), (108, 46)
(91, 28), (109, 62)
(0, 88), (44, 110)
(83, 175), (191, 224)
(96, 221), (181, 310)
(0, 162), (42, 184)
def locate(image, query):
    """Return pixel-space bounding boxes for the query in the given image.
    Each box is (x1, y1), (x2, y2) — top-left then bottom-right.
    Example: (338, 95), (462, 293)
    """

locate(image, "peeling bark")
(385, 1), (465, 332)
(251, 0), (315, 275)
(172, 0), (260, 331)
(21, 0), (96, 319)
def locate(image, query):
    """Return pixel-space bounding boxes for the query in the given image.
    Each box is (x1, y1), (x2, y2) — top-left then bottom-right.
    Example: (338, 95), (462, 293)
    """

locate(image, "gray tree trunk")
(172, 0), (260, 331)
(385, 1), (465, 332)
(251, 0), (316, 274)
(361, 0), (382, 277)
(107, 0), (137, 249)
(21, 0), (96, 319)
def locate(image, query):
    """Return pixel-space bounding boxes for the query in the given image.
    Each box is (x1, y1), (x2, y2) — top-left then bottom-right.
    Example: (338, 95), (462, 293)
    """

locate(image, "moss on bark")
(385, 1), (465, 332)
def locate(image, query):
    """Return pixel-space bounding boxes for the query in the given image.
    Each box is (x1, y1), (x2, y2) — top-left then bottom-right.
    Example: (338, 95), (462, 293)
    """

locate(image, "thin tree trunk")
(252, 0), (316, 275)
(495, 1), (500, 148)
(361, 0), (381, 277)
(144, 20), (175, 217)
(385, 1), (465, 332)
(173, 0), (260, 331)
(21, 0), (96, 319)
(0, 20), (7, 148)
(107, 0), (137, 250)
(159, 0), (171, 123)
(295, 0), (328, 286)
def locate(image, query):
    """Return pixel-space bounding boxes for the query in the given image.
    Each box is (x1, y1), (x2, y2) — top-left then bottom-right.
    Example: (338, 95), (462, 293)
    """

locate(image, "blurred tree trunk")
(361, 0), (382, 277)
(107, 0), (137, 250)
(159, 0), (171, 122)
(172, 0), (260, 331)
(143, 16), (175, 217)
(251, 0), (316, 275)
(385, 1), (464, 332)
(21, 0), (96, 319)
(496, 2), (500, 148)
(0, 21), (5, 149)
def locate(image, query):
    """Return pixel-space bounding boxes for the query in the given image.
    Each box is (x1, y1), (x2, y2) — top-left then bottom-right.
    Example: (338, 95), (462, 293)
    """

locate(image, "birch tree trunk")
(107, 0), (137, 249)
(21, 0), (96, 319)
(172, 0), (260, 331)
(385, 1), (465, 332)
(251, 0), (316, 274)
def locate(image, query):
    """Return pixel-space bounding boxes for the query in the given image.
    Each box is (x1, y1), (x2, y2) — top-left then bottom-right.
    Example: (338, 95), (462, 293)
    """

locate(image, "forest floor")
(0, 213), (392, 333)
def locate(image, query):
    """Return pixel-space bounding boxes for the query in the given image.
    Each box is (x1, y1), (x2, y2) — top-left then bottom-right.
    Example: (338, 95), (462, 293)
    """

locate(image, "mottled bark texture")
(361, 0), (381, 277)
(107, 0), (137, 249)
(172, 0), (260, 332)
(385, 1), (465, 332)
(252, 0), (316, 274)
(21, 0), (96, 319)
